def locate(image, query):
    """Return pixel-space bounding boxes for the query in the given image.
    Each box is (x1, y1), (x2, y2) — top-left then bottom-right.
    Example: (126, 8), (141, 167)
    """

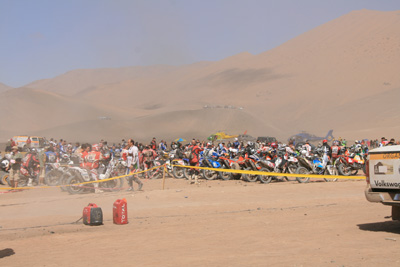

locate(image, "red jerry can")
(113, 198), (128, 225)
(83, 203), (103, 226)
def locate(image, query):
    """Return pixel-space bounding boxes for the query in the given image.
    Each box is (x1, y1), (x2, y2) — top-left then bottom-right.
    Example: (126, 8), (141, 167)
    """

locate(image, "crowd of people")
(0, 135), (398, 191)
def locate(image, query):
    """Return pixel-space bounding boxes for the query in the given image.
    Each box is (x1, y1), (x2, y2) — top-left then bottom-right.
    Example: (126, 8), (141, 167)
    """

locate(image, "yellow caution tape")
(0, 165), (165, 190)
(171, 164), (366, 180)
(1, 163), (365, 191)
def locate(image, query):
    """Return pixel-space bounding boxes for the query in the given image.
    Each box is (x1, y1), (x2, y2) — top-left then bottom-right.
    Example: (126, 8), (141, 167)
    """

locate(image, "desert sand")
(1, 178), (399, 266)
(0, 9), (400, 142)
(1, 7), (400, 267)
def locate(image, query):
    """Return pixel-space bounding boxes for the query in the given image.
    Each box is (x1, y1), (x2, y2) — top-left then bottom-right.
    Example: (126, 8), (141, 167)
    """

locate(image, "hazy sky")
(0, 0), (399, 87)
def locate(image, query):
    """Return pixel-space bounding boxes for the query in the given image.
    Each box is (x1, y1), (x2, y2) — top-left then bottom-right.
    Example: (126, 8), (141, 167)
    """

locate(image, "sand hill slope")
(0, 82), (12, 93)
(0, 87), (123, 134)
(1, 9), (399, 142)
(33, 108), (276, 143)
(24, 65), (179, 96)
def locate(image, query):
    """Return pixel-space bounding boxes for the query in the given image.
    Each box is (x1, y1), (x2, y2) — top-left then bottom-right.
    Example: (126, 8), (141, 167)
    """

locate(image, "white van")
(12, 136), (46, 150)
(365, 145), (400, 220)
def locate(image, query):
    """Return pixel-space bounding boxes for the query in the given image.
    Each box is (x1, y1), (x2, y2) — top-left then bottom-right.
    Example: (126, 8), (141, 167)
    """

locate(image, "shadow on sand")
(0, 248), (15, 258)
(358, 220), (400, 234)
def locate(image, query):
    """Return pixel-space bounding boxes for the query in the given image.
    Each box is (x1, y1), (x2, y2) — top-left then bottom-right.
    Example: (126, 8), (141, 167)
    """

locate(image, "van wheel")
(392, 206), (400, 220)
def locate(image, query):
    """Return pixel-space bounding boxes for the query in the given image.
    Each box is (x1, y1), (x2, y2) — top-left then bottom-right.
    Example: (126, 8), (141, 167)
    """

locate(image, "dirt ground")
(1, 177), (399, 266)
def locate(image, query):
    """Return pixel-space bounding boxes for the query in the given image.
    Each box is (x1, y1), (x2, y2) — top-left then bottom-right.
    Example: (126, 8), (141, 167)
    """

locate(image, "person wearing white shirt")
(127, 139), (143, 191)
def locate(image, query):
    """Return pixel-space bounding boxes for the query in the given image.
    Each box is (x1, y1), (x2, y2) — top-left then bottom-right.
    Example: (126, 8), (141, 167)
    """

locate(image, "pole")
(162, 164), (166, 190)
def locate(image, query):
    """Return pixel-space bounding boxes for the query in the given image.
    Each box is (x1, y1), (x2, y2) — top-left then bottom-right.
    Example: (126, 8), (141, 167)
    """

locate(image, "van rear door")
(368, 145), (400, 190)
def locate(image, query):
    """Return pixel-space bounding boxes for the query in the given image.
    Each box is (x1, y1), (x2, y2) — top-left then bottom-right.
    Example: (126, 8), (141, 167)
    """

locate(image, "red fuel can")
(113, 198), (128, 224)
(83, 203), (103, 226)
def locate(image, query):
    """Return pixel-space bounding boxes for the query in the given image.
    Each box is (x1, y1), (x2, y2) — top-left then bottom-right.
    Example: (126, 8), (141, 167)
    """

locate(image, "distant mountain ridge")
(0, 82), (12, 93)
(1, 9), (399, 142)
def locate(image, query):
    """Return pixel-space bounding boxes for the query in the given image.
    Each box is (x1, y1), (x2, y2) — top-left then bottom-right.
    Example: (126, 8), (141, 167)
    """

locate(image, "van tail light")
(365, 160), (370, 184)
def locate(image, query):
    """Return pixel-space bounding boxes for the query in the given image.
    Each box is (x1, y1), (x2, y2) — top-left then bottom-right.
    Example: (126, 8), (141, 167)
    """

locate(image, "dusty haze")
(1, 9), (399, 143)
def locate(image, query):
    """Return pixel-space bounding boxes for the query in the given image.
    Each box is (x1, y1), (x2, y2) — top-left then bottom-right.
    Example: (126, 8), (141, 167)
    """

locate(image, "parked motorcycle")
(295, 152), (324, 183)
(0, 157), (10, 185)
(335, 153), (365, 176)
(242, 153), (262, 182)
(64, 157), (124, 194)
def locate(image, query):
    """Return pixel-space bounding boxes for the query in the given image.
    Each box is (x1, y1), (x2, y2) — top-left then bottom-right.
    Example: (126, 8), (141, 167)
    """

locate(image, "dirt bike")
(219, 152), (245, 180)
(216, 155), (234, 180)
(295, 154), (323, 183)
(172, 158), (190, 179)
(335, 153), (365, 176)
(276, 151), (299, 182)
(64, 159), (124, 194)
(146, 159), (168, 179)
(296, 152), (338, 183)
(0, 171), (9, 186)
(44, 158), (76, 186)
(181, 150), (203, 180)
(201, 151), (225, 180)
(258, 157), (278, 184)
(151, 151), (176, 178)
(242, 153), (262, 182)
(258, 149), (298, 183)
(0, 158), (10, 185)
(18, 165), (40, 187)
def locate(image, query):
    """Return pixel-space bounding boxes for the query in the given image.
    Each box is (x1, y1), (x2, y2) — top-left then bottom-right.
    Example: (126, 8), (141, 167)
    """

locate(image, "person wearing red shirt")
(80, 144), (103, 193)
(187, 139), (203, 185)
(26, 137), (32, 149)
(141, 145), (157, 179)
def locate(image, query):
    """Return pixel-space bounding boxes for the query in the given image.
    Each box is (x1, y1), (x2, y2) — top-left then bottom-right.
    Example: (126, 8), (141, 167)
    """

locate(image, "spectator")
(126, 139), (143, 191)
(9, 146), (22, 188)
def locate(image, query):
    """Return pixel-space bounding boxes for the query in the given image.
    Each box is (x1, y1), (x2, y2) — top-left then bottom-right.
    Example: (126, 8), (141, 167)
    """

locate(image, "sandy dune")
(1, 9), (400, 142)
(0, 82), (12, 94)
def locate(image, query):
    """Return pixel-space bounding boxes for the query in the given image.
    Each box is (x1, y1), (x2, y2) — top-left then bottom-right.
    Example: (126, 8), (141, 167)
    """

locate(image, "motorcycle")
(17, 151), (40, 187)
(295, 152), (324, 183)
(219, 151), (245, 180)
(242, 152), (262, 182)
(0, 157), (10, 186)
(335, 153), (365, 176)
(19, 164), (40, 187)
(172, 158), (190, 179)
(258, 155), (278, 184)
(296, 149), (338, 183)
(64, 157), (124, 194)
(201, 151), (222, 180)
(262, 149), (299, 182)
(44, 154), (76, 186)
(182, 149), (203, 181)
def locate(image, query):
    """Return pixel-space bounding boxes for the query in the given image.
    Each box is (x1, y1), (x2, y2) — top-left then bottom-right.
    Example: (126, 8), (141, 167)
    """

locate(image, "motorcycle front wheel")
(218, 166), (232, 180)
(66, 174), (85, 194)
(242, 168), (259, 182)
(296, 166), (311, 183)
(337, 163), (352, 176)
(1, 172), (10, 186)
(258, 168), (273, 184)
(172, 166), (185, 179)
(149, 168), (163, 179)
(202, 169), (218, 180)
(284, 163), (298, 181)
(18, 177), (28, 187)
(100, 178), (124, 191)
(324, 166), (338, 182)
(45, 169), (64, 186)
(59, 171), (73, 191)
(230, 162), (242, 180)
(183, 167), (194, 180)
